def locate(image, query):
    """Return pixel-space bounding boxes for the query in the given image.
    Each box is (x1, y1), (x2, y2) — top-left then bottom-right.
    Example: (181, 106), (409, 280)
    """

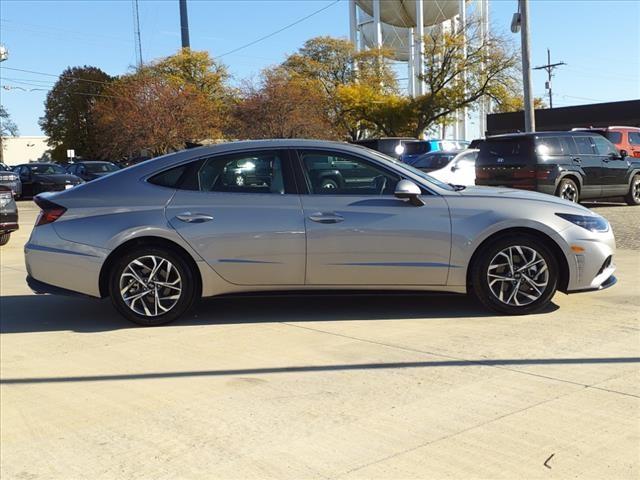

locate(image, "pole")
(534, 49), (565, 109)
(179, 0), (190, 49)
(408, 28), (415, 97)
(458, 0), (466, 139)
(132, 0), (143, 67)
(520, 0), (535, 132)
(373, 0), (382, 48)
(415, 0), (425, 98)
(349, 0), (358, 48)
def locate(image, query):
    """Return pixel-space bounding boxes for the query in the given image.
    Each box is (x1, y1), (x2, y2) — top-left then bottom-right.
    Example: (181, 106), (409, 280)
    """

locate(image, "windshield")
(29, 164), (66, 174)
(84, 162), (119, 173)
(415, 153), (456, 169)
(364, 149), (456, 191)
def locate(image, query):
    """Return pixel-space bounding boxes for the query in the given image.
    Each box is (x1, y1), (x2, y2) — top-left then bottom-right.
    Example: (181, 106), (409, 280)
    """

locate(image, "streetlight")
(511, 0), (535, 132)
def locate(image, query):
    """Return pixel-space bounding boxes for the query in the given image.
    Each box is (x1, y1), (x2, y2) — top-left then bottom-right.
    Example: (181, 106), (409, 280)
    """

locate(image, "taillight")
(34, 196), (66, 226)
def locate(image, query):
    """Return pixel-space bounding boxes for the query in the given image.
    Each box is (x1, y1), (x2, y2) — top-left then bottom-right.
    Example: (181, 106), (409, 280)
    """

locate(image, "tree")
(0, 105), (19, 162)
(92, 50), (231, 159)
(231, 67), (336, 140)
(405, 17), (521, 136)
(283, 36), (399, 140)
(491, 83), (546, 113)
(39, 66), (113, 161)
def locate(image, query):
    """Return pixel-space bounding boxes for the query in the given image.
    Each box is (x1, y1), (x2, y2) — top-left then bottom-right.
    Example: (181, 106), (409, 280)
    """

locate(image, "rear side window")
(573, 136), (595, 155)
(198, 152), (285, 194)
(536, 137), (563, 155)
(559, 137), (577, 155)
(629, 132), (640, 145)
(606, 132), (622, 144)
(478, 138), (532, 164)
(403, 142), (429, 155)
(148, 164), (189, 188)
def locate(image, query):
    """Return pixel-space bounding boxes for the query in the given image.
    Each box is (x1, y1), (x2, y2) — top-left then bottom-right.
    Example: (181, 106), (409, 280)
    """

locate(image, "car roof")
(486, 131), (595, 139)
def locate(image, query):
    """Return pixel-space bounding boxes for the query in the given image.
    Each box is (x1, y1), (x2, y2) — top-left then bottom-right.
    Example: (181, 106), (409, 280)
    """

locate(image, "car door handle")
(572, 157), (581, 164)
(308, 212), (344, 224)
(175, 213), (214, 223)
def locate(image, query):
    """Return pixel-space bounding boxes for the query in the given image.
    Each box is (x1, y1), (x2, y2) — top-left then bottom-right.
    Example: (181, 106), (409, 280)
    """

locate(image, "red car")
(573, 126), (640, 158)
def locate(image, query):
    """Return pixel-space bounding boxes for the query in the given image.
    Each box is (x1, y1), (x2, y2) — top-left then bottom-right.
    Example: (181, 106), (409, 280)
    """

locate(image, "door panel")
(167, 191), (305, 285)
(593, 134), (629, 195)
(301, 195), (451, 286)
(571, 136), (602, 199)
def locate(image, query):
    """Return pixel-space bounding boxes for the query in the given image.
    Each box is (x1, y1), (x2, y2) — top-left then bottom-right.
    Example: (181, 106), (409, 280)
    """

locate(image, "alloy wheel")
(119, 255), (182, 317)
(633, 178), (640, 203)
(559, 182), (578, 202)
(487, 246), (549, 307)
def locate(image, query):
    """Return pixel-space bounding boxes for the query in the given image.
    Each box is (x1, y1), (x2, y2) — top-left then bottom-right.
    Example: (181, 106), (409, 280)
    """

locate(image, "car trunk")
(475, 137), (538, 190)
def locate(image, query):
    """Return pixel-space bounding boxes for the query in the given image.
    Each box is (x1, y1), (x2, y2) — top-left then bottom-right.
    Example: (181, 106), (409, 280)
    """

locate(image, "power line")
(533, 48), (565, 109)
(217, 0), (341, 58)
(0, 66), (114, 87)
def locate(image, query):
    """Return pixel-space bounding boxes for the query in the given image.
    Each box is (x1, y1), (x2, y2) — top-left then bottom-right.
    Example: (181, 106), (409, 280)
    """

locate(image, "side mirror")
(394, 179), (425, 207)
(620, 149), (628, 159)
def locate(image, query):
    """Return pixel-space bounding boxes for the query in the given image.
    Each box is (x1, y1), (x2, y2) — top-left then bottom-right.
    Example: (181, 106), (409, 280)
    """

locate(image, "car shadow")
(0, 292), (559, 334)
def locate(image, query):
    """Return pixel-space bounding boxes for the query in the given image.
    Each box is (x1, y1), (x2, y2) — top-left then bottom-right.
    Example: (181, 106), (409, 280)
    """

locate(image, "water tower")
(348, 0), (491, 139)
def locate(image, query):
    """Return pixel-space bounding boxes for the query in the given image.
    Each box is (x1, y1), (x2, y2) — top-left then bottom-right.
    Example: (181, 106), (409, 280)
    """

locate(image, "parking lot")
(1, 200), (639, 479)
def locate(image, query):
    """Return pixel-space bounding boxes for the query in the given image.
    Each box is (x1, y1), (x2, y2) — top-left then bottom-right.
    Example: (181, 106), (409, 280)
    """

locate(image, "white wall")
(0, 136), (50, 166)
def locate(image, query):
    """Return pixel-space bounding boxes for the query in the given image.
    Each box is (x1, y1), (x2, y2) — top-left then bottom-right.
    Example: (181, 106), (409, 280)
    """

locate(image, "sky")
(1, 0), (639, 138)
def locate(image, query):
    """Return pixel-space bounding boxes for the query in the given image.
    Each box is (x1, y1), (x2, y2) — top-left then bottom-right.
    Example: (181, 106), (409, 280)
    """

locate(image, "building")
(0, 136), (50, 166)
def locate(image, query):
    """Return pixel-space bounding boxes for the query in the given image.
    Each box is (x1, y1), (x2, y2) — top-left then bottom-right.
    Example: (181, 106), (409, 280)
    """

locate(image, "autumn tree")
(39, 66), (113, 161)
(231, 68), (336, 140)
(283, 37), (399, 140)
(92, 49), (230, 159)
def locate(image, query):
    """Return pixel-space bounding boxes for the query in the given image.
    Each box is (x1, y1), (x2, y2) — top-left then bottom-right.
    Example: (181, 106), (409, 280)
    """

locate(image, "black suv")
(475, 131), (640, 205)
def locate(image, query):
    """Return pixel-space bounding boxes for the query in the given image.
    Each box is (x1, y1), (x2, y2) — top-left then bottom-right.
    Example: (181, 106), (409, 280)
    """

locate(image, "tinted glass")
(536, 137), (563, 155)
(403, 142), (429, 155)
(628, 132), (640, 145)
(559, 137), (577, 155)
(198, 152), (285, 194)
(591, 135), (618, 156)
(84, 162), (119, 173)
(149, 164), (189, 188)
(573, 136), (595, 155)
(483, 139), (526, 157)
(300, 151), (399, 195)
(414, 153), (455, 169)
(28, 164), (66, 174)
(605, 132), (622, 144)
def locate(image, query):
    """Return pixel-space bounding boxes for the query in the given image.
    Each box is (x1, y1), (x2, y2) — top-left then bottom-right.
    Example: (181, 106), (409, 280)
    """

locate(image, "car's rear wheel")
(0, 233), (10, 246)
(624, 174), (640, 206)
(556, 178), (579, 203)
(471, 235), (559, 315)
(320, 178), (339, 190)
(109, 247), (198, 326)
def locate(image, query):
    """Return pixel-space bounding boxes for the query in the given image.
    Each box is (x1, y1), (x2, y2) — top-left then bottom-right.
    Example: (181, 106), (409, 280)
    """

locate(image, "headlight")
(0, 174), (16, 181)
(0, 192), (12, 208)
(556, 213), (609, 232)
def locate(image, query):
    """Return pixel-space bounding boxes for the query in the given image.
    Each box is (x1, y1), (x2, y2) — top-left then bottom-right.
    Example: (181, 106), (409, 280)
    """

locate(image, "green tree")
(39, 66), (113, 161)
(0, 105), (19, 162)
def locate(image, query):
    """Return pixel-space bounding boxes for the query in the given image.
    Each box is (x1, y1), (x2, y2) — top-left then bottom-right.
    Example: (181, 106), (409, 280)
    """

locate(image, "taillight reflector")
(34, 196), (67, 226)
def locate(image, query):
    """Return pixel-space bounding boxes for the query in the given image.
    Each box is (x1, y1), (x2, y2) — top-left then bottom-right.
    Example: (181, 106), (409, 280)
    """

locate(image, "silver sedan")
(24, 140), (616, 325)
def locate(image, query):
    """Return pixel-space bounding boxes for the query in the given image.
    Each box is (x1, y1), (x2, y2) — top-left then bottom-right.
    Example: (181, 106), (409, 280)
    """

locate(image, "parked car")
(12, 163), (83, 197)
(0, 186), (18, 246)
(413, 149), (478, 186)
(0, 162), (22, 198)
(25, 140), (617, 326)
(66, 161), (120, 181)
(573, 126), (640, 158)
(353, 137), (420, 160)
(354, 138), (470, 164)
(475, 132), (640, 205)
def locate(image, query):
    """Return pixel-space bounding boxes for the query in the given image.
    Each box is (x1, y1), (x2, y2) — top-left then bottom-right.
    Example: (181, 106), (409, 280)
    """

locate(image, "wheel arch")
(556, 172), (583, 194)
(466, 227), (570, 293)
(99, 236), (203, 298)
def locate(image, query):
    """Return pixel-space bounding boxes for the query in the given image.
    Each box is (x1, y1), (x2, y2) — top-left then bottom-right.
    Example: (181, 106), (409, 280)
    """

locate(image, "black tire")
(624, 174), (640, 206)
(470, 235), (559, 315)
(108, 246), (198, 326)
(320, 178), (339, 190)
(0, 233), (10, 246)
(555, 178), (579, 203)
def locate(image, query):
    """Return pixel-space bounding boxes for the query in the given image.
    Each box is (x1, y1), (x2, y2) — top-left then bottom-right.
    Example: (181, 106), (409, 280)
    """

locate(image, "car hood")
(34, 174), (82, 183)
(456, 186), (593, 213)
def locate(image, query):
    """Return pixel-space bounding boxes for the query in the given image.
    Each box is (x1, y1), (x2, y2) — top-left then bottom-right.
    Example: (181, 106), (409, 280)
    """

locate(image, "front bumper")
(0, 212), (19, 234)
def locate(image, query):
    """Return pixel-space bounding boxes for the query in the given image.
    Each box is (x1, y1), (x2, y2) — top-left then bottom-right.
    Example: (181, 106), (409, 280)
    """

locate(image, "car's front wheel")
(556, 178), (579, 203)
(624, 174), (640, 206)
(471, 235), (559, 315)
(0, 233), (10, 246)
(109, 247), (198, 326)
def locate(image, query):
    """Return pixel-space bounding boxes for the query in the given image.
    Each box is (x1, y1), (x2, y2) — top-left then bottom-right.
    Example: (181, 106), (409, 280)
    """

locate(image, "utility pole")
(132, 0), (143, 67)
(534, 48), (565, 108)
(179, 0), (190, 49)
(513, 0), (535, 132)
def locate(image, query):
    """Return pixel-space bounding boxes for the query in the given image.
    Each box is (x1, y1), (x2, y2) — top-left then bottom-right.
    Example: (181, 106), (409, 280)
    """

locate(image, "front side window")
(629, 132), (640, 145)
(573, 136), (595, 155)
(299, 151), (399, 195)
(605, 132), (622, 144)
(591, 135), (618, 156)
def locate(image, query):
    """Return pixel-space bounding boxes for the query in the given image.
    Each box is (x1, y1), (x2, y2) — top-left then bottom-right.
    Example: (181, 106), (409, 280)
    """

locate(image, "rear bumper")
(0, 221), (19, 234)
(26, 275), (96, 299)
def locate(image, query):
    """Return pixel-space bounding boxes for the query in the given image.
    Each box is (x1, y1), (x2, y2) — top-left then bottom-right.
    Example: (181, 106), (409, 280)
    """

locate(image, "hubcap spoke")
(119, 255), (182, 317)
(487, 245), (549, 307)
